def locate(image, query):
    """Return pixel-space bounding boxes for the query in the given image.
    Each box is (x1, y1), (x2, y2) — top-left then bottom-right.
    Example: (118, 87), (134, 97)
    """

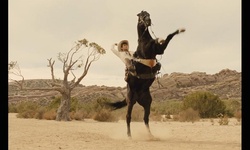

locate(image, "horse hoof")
(178, 28), (186, 33)
(148, 134), (160, 141)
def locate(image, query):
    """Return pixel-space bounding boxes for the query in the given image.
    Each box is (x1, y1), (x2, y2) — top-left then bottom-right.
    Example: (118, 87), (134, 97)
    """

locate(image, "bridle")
(137, 11), (157, 42)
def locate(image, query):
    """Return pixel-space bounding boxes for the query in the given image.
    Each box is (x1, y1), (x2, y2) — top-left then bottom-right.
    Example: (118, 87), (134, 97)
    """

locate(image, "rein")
(138, 27), (147, 43)
(138, 25), (157, 43)
(149, 26), (157, 39)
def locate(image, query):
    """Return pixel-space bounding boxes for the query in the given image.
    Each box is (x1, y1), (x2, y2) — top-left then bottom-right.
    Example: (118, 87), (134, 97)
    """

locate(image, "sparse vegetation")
(178, 108), (200, 123)
(234, 109), (242, 123)
(8, 92), (241, 123)
(222, 99), (241, 117)
(218, 115), (229, 125)
(151, 100), (182, 115)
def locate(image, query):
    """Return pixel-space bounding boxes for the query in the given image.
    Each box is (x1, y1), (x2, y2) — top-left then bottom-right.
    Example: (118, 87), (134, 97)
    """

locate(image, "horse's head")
(137, 10), (151, 28)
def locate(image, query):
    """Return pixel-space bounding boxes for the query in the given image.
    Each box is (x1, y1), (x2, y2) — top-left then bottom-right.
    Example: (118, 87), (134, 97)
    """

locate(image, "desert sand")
(8, 113), (241, 150)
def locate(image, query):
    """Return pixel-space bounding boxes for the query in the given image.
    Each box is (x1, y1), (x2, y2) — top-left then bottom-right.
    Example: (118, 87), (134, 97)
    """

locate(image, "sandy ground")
(8, 113), (241, 150)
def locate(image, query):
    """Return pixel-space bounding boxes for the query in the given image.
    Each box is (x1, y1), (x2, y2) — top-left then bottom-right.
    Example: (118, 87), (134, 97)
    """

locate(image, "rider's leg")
(125, 58), (135, 71)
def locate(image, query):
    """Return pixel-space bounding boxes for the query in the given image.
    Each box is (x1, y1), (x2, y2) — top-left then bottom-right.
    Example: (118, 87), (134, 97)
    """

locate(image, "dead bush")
(178, 108), (200, 123)
(234, 109), (241, 122)
(70, 110), (84, 121)
(34, 107), (46, 119)
(93, 109), (118, 122)
(42, 109), (57, 120)
(218, 115), (229, 125)
(131, 105), (144, 122)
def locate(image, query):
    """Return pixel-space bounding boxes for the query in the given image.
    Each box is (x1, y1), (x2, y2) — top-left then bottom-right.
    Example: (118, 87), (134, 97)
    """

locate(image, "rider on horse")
(111, 40), (136, 81)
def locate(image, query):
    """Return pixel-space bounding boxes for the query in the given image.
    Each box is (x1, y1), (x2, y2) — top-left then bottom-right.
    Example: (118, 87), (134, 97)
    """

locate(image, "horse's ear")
(137, 10), (143, 16)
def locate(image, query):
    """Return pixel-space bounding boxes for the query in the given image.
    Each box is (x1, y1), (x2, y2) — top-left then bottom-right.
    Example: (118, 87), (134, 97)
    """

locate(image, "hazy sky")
(8, 0), (241, 87)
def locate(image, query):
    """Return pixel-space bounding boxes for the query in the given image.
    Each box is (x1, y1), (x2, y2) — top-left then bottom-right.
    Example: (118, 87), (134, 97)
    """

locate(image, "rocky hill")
(8, 68), (241, 104)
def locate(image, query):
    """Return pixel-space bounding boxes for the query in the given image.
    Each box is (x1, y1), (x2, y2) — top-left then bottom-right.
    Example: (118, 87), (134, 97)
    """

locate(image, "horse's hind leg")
(143, 104), (152, 135)
(126, 102), (134, 138)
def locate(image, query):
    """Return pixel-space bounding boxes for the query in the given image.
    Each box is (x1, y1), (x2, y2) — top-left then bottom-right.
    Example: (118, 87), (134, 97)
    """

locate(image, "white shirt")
(111, 44), (134, 64)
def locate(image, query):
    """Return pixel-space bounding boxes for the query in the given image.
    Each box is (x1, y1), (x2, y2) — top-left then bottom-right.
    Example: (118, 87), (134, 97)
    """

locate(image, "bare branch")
(8, 61), (25, 90)
(72, 43), (105, 88)
(45, 81), (62, 87)
(47, 58), (56, 81)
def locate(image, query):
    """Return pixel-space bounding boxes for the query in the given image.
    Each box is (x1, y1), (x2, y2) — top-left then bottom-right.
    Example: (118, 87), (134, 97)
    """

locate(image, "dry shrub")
(218, 115), (229, 125)
(210, 118), (215, 125)
(8, 103), (18, 113)
(150, 111), (162, 121)
(178, 108), (200, 123)
(82, 112), (92, 118)
(69, 111), (75, 119)
(172, 114), (180, 121)
(70, 110), (84, 121)
(234, 109), (241, 122)
(34, 107), (46, 119)
(42, 109), (57, 120)
(16, 110), (36, 118)
(15, 101), (40, 118)
(93, 109), (118, 122)
(131, 105), (144, 122)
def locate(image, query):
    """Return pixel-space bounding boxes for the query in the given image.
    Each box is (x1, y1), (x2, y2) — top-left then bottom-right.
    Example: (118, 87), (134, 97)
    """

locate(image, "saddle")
(126, 59), (161, 80)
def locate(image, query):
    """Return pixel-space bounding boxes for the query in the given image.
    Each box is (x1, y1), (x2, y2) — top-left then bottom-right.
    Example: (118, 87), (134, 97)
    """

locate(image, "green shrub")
(93, 97), (112, 111)
(12, 101), (40, 118)
(8, 103), (18, 113)
(223, 99), (241, 117)
(16, 110), (37, 118)
(47, 97), (61, 111)
(151, 100), (182, 115)
(182, 91), (226, 118)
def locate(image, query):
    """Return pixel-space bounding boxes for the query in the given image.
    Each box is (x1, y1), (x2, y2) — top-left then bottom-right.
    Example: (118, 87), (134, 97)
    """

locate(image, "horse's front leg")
(163, 28), (185, 46)
(154, 28), (185, 54)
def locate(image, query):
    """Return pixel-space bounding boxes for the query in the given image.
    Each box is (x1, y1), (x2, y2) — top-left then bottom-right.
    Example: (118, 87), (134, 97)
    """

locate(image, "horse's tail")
(105, 98), (127, 110)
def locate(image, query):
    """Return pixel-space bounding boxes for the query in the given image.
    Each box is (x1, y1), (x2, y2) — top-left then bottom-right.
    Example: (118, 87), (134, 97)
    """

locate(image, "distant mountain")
(8, 68), (241, 104)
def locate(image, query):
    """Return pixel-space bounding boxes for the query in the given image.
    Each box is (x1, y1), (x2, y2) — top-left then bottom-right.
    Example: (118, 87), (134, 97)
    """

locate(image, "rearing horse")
(107, 10), (185, 138)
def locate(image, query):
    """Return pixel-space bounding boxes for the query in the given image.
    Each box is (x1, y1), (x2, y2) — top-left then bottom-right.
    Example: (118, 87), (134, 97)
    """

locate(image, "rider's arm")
(111, 44), (120, 58)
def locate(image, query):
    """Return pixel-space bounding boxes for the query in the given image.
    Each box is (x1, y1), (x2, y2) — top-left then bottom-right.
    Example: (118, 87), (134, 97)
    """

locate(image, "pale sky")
(8, 0), (241, 87)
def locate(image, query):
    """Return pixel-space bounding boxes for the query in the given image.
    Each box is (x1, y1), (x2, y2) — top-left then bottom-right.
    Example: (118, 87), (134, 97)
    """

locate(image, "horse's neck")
(135, 26), (156, 59)
(137, 26), (152, 41)
(135, 40), (157, 59)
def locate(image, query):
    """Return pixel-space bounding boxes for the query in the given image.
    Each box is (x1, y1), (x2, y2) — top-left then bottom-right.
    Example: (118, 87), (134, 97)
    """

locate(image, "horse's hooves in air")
(178, 28), (186, 33)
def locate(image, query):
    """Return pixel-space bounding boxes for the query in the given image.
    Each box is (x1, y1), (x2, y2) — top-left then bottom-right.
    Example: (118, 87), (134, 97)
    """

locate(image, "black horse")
(107, 10), (185, 138)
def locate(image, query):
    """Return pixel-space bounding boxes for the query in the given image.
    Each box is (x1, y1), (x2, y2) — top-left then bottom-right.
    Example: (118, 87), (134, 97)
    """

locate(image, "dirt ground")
(8, 113), (241, 150)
